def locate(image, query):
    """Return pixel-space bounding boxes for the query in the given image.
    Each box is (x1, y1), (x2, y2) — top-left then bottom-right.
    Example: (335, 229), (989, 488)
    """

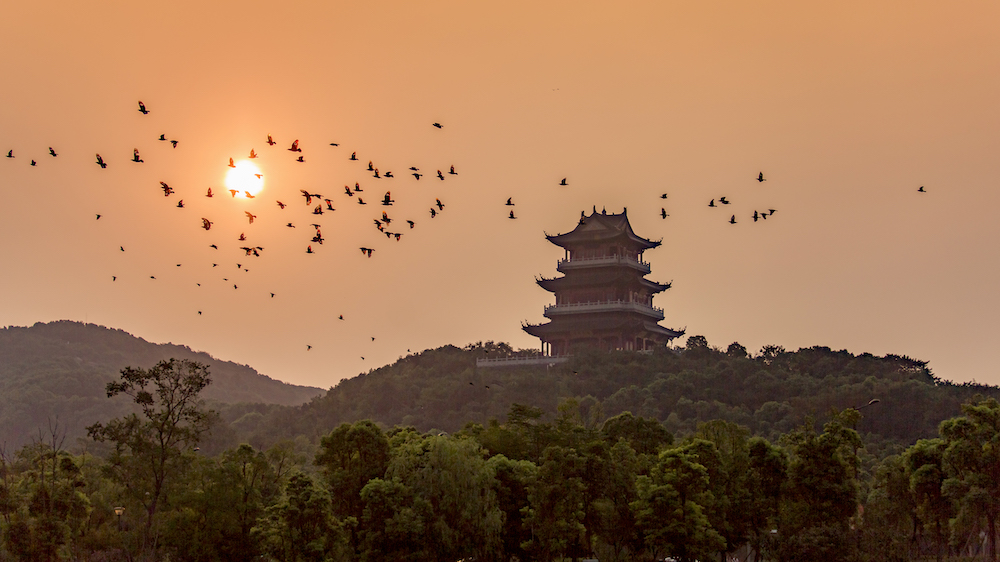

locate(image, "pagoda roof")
(537, 271), (671, 294)
(545, 208), (661, 250)
(523, 316), (684, 340)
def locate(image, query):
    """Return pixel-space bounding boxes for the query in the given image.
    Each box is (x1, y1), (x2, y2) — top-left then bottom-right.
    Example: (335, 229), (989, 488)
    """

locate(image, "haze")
(1, 0), (998, 388)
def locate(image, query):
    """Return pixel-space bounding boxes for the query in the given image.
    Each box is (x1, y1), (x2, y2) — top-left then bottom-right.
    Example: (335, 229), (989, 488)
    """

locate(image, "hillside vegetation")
(0, 321), (323, 449)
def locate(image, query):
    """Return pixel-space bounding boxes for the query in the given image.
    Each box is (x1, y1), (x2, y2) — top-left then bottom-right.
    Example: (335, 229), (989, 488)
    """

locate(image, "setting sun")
(225, 160), (264, 196)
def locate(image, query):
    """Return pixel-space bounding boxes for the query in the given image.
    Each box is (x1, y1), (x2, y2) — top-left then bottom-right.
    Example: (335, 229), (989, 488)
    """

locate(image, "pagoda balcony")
(543, 300), (665, 320)
(556, 255), (651, 274)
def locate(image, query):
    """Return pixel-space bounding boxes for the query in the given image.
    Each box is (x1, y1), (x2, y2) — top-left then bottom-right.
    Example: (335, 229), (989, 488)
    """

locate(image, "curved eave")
(545, 210), (661, 250)
(536, 275), (672, 294)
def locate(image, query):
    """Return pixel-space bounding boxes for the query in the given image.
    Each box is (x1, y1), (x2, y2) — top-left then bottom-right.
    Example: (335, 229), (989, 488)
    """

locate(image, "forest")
(4, 337), (1000, 561)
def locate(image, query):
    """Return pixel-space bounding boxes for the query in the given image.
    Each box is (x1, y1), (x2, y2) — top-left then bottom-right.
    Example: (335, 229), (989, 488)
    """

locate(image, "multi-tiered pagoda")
(523, 208), (684, 356)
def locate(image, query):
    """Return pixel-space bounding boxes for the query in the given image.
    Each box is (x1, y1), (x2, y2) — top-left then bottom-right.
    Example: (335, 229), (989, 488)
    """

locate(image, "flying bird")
(381, 211), (392, 224)
(5, 150), (11, 158)
(48, 147), (57, 157)
(245, 211), (256, 224)
(228, 158), (236, 168)
(432, 122), (442, 128)
(719, 196), (730, 205)
(406, 220), (415, 228)
(329, 142), (339, 146)
(509, 210), (516, 219)
(560, 178), (567, 186)
(368, 161), (374, 171)
(325, 199), (335, 211)
(159, 182), (174, 196)
(382, 192), (393, 206)
(132, 149), (143, 163)
(506, 197), (514, 206)
(437, 170), (444, 180)
(344, 186), (354, 196)
(354, 182), (363, 192)
(176, 200), (184, 208)
(96, 154), (107, 168)
(249, 149), (257, 159)
(306, 245), (314, 253)
(266, 135), (276, 146)
(729, 215), (737, 224)
(757, 172), (766, 182)
(159, 134), (166, 141)
(96, 214), (101, 220)
(384, 171), (393, 178)
(660, 208), (668, 219)
(138, 101), (149, 114)
(296, 156), (305, 163)
(229, 189), (238, 198)
(206, 187), (214, 197)
(753, 210), (759, 222)
(210, 244), (218, 249)
(239, 233), (246, 241)
(360, 247), (373, 257)
(358, 198), (366, 205)
(918, 186), (926, 192)
(429, 208), (437, 218)
(412, 172), (422, 180)
(373, 168), (380, 178)
(449, 165), (457, 175)
(286, 223), (295, 228)
(277, 200), (286, 209)
(660, 193), (668, 199)
(30, 160), (36, 166)
(708, 199), (716, 207)
(435, 198), (445, 210)
(288, 140), (301, 152)
(350, 152), (357, 160)
(170, 140), (178, 148)
(313, 204), (324, 215)
(244, 191), (255, 199)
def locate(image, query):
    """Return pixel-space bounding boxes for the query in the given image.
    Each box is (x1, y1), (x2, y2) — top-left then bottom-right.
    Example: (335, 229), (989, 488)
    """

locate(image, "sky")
(1, 1), (998, 389)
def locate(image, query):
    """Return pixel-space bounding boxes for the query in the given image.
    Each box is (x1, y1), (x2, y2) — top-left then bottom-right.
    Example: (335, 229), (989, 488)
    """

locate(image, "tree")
(904, 439), (952, 561)
(86, 358), (215, 554)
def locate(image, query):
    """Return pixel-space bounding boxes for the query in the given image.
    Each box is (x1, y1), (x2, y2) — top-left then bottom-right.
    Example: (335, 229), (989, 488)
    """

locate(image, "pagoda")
(523, 208), (684, 356)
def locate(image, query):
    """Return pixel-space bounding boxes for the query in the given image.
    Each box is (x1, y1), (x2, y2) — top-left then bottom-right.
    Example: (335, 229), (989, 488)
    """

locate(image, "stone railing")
(556, 255), (651, 273)
(543, 300), (664, 320)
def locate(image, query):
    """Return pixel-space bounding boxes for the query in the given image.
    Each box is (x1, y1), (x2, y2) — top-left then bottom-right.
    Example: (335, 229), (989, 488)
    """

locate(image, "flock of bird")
(4, 100), (930, 358)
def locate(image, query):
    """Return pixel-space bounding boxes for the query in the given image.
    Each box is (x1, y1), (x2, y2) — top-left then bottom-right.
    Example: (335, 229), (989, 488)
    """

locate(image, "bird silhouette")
(267, 135), (276, 146)
(113, 276), (116, 281)
(176, 200), (184, 208)
(384, 171), (393, 178)
(368, 161), (374, 171)
(296, 156), (305, 163)
(409, 166), (419, 171)
(307, 245), (314, 253)
(96, 214), (101, 220)
(239, 233), (246, 241)
(382, 192), (393, 206)
(48, 147), (57, 157)
(249, 149), (257, 158)
(313, 204), (323, 215)
(276, 200), (286, 209)
(509, 210), (516, 219)
(206, 187), (213, 197)
(412, 172), (422, 180)
(210, 244), (218, 249)
(918, 186), (926, 192)
(660, 208), (668, 218)
(288, 140), (301, 152)
(350, 152), (358, 160)
(300, 190), (321, 205)
(729, 215), (737, 224)
(354, 182), (363, 192)
(120, 246), (124, 251)
(245, 211), (256, 224)
(757, 172), (766, 182)
(244, 191), (255, 199)
(132, 149), (143, 163)
(660, 193), (667, 199)
(228, 158), (236, 168)
(96, 154), (106, 168)
(506, 197), (514, 206)
(382, 211), (392, 224)
(159, 182), (174, 196)
(270, 292), (275, 297)
(768, 209), (776, 215)
(307, 345), (312, 350)
(432, 122), (442, 128)
(708, 199), (716, 207)
(138, 101), (149, 114)
(344, 186), (354, 196)
(560, 178), (567, 186)
(286, 222), (295, 228)
(358, 198), (366, 205)
(229, 189), (238, 198)
(170, 140), (178, 148)
(449, 165), (457, 175)
(719, 196), (730, 205)
(373, 168), (380, 178)
(406, 220), (415, 228)
(338, 315), (344, 320)
(329, 142), (339, 146)
(435, 198), (445, 210)
(159, 134), (166, 141)
(360, 247), (373, 257)
(430, 208), (437, 218)
(5, 150), (11, 158)
(30, 160), (36, 166)
(437, 170), (445, 180)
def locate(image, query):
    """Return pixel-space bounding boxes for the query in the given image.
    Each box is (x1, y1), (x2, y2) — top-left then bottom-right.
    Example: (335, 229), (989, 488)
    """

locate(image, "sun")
(225, 160), (264, 196)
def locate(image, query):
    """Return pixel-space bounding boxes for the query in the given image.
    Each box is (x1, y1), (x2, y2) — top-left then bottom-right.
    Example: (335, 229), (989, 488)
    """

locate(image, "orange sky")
(1, 0), (998, 388)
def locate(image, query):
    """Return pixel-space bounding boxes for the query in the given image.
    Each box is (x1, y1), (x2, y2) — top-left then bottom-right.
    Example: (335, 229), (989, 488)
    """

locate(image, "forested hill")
(269, 339), (1000, 454)
(0, 320), (323, 449)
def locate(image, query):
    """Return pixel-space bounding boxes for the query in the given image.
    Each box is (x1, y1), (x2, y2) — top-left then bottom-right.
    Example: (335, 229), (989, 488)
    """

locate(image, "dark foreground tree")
(87, 358), (215, 555)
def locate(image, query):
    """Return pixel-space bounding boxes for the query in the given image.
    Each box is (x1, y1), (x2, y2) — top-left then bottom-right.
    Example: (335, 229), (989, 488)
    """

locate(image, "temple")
(523, 208), (684, 355)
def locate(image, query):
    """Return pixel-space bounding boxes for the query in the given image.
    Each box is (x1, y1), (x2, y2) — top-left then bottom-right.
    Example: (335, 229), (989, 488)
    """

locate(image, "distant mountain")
(0, 321), (323, 449)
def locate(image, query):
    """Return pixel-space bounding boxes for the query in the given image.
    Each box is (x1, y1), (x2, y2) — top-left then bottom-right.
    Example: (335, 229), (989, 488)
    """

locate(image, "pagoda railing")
(556, 255), (651, 274)
(476, 355), (571, 368)
(543, 300), (665, 320)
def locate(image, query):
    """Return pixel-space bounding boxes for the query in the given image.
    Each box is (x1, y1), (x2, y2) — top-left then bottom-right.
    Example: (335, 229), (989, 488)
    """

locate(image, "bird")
(96, 154), (106, 168)
(371, 337), (375, 341)
(138, 101), (149, 114)
(244, 191), (255, 199)
(437, 170), (445, 180)
(509, 210), (516, 219)
(768, 208), (776, 215)
(382, 211), (392, 224)
(344, 186), (354, 197)
(96, 214), (101, 220)
(270, 292), (275, 297)
(48, 147), (57, 157)
(206, 187), (214, 197)
(350, 152), (358, 160)
(198, 311), (202, 315)
(406, 220), (415, 228)
(176, 200), (184, 208)
(435, 198), (445, 210)
(409, 166), (420, 171)
(307, 345), (312, 350)
(266, 135), (276, 146)
(30, 160), (36, 166)
(159, 134), (166, 141)
(373, 168), (380, 178)
(239, 233), (246, 241)
(449, 165), (457, 175)
(358, 198), (366, 205)
(249, 149), (257, 159)
(918, 186), (926, 192)
(360, 247), (373, 257)
(412, 172), (422, 180)
(753, 210), (759, 222)
(708, 199), (716, 207)
(560, 178), (567, 186)
(338, 315), (343, 320)
(660, 208), (668, 219)
(228, 158), (236, 168)
(209, 243), (218, 248)
(286, 223), (295, 228)
(660, 193), (667, 199)
(300, 190), (321, 205)
(150, 275), (156, 279)
(313, 204), (323, 215)
(384, 171), (393, 178)
(719, 196), (730, 205)
(170, 140), (178, 148)
(296, 156), (305, 162)
(354, 182), (363, 192)
(382, 192), (393, 206)
(254, 173), (262, 179)
(229, 189), (239, 198)
(120, 246), (124, 251)
(277, 201), (286, 209)
(430, 208), (437, 218)
(729, 215), (737, 224)
(288, 140), (301, 152)
(329, 142), (339, 146)
(159, 182), (174, 196)
(432, 122), (442, 128)
(757, 172), (766, 182)
(132, 149), (143, 163)
(112, 276), (116, 281)
(5, 150), (11, 158)
(245, 211), (256, 224)
(306, 245), (313, 253)
(368, 161), (375, 171)
(506, 197), (514, 206)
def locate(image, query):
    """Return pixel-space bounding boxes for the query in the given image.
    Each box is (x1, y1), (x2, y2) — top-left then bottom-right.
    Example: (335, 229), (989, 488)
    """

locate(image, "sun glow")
(225, 160), (264, 196)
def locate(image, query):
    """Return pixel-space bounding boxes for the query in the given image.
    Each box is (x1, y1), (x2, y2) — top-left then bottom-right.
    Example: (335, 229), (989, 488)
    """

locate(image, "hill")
(238, 339), (1000, 456)
(0, 320), (323, 449)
